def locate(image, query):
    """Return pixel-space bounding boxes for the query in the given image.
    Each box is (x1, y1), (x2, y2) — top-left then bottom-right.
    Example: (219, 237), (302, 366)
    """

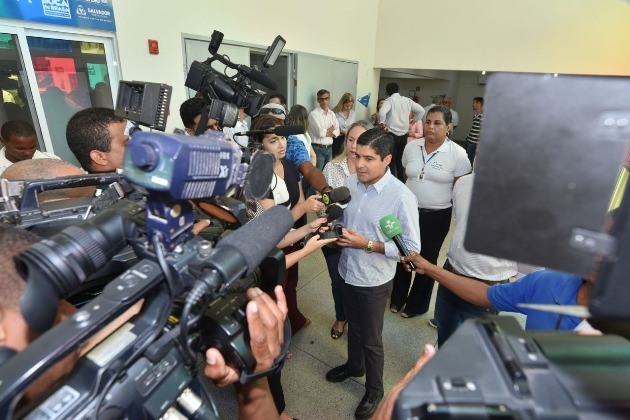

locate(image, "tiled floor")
(204, 224), (525, 419)
(204, 230), (449, 419)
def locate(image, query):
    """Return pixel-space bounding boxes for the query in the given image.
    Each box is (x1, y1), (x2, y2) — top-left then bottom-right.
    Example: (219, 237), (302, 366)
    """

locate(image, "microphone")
(235, 125), (304, 137)
(321, 186), (351, 206)
(303, 205), (344, 242)
(379, 215), (416, 269)
(237, 65), (277, 90)
(215, 205), (293, 277)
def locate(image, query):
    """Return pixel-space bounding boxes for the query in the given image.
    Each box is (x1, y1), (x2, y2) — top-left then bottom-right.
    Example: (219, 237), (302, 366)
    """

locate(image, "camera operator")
(180, 97), (220, 135)
(0, 223), (289, 419)
(66, 107), (129, 174)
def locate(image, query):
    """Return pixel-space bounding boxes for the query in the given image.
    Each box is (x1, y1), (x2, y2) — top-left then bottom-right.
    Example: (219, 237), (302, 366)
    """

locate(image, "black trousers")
(390, 207), (452, 315)
(342, 279), (393, 394)
(389, 133), (407, 181)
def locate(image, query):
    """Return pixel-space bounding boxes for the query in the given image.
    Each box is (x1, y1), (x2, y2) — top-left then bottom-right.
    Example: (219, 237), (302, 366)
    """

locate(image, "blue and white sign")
(0, 0), (116, 32)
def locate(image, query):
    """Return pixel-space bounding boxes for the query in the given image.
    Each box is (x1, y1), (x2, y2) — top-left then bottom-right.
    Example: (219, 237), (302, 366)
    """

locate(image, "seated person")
(0, 120), (59, 174)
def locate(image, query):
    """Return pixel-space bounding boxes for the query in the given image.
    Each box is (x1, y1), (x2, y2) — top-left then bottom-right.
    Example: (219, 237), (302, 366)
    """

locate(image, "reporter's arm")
(284, 235), (337, 268)
(204, 287), (287, 420)
(401, 253), (493, 308)
(298, 162), (328, 192)
(373, 344), (436, 420)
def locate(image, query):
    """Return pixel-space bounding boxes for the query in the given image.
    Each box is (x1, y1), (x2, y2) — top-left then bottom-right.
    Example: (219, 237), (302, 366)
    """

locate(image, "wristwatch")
(364, 240), (374, 254)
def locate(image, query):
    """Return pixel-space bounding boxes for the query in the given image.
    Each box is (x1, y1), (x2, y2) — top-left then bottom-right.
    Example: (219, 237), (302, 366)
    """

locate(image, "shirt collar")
(356, 168), (393, 194)
(419, 138), (451, 153)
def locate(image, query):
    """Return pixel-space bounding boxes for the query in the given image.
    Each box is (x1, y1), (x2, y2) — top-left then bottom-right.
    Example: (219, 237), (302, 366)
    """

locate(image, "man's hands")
(337, 228), (367, 249)
(325, 125), (336, 137)
(204, 286), (288, 387)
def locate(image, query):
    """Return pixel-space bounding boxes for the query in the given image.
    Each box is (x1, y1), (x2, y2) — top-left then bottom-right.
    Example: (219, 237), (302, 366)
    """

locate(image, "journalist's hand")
(305, 194), (326, 213)
(400, 251), (428, 274)
(204, 286), (288, 387)
(372, 344), (436, 420)
(304, 234), (337, 253)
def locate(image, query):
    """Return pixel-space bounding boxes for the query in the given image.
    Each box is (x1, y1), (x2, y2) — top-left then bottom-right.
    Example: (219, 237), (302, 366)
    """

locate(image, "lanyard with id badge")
(418, 145), (437, 181)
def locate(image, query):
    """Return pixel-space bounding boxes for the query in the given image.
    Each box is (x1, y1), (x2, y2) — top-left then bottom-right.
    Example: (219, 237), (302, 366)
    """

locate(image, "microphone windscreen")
(217, 205), (293, 275)
(243, 151), (275, 201)
(274, 125), (305, 137)
(326, 205), (344, 223)
(379, 214), (402, 239)
(326, 186), (351, 205)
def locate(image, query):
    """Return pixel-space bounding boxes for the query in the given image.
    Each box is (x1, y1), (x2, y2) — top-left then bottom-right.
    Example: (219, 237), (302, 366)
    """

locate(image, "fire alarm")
(148, 39), (159, 55)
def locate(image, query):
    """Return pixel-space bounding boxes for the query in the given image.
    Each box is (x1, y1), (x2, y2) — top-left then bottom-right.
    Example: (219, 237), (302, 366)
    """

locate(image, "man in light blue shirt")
(325, 127), (420, 420)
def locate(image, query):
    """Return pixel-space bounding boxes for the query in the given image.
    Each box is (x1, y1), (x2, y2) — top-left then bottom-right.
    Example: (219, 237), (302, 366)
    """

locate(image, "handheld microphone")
(236, 64), (277, 90)
(379, 215), (416, 269)
(236, 125), (304, 137)
(303, 205), (344, 242)
(320, 186), (351, 206)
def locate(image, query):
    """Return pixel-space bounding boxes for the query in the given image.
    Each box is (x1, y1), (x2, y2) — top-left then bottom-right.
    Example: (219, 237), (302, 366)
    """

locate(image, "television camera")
(0, 31), (290, 419)
(185, 30), (285, 133)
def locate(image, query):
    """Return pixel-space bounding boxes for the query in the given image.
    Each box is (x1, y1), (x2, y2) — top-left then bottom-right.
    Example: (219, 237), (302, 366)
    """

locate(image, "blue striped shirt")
(339, 170), (420, 287)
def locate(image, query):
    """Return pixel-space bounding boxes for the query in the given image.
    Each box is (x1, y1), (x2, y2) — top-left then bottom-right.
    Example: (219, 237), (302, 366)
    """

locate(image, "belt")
(419, 207), (449, 213)
(313, 143), (332, 149)
(445, 261), (509, 285)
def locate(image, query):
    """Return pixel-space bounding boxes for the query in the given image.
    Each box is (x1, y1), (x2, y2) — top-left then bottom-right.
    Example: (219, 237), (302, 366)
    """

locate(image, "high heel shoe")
(330, 321), (347, 339)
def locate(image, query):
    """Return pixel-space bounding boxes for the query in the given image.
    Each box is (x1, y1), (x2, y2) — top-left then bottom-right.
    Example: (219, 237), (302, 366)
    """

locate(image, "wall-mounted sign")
(0, 0), (116, 32)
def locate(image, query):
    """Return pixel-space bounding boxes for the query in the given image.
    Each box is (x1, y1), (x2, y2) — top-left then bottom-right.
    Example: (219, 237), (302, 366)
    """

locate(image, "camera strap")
(239, 317), (291, 384)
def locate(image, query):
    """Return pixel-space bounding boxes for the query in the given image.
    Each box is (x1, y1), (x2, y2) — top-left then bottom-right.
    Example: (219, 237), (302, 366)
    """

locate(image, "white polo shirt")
(0, 148), (61, 176)
(402, 138), (471, 209)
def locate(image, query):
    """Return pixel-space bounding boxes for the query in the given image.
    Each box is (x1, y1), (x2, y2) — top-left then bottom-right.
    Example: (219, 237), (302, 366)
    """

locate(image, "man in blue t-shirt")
(400, 253), (589, 331)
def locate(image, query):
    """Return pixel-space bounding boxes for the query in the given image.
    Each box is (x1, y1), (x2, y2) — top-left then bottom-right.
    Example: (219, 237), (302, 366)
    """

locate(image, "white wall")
(375, 0), (630, 76)
(111, 0), (380, 131)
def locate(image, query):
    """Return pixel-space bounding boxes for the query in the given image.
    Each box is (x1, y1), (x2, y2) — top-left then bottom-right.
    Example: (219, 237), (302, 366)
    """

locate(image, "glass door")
(0, 30), (44, 151)
(24, 30), (119, 165)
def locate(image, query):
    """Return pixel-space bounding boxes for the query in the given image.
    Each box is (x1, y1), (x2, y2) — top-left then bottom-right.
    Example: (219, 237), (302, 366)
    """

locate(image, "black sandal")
(400, 310), (420, 319)
(390, 304), (400, 314)
(330, 321), (347, 339)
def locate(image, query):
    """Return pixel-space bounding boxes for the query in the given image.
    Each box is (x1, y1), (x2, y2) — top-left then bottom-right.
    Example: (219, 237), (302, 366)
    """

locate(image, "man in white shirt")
(0, 121), (59, 175)
(431, 172), (517, 347)
(308, 89), (340, 171)
(378, 83), (424, 180)
(442, 96), (459, 135)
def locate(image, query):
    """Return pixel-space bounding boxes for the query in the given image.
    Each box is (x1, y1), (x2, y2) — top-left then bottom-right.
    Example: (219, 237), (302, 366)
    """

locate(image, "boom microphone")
(215, 205), (293, 276)
(321, 186), (351, 206)
(236, 65), (278, 90)
(379, 215), (416, 269)
(236, 125), (304, 137)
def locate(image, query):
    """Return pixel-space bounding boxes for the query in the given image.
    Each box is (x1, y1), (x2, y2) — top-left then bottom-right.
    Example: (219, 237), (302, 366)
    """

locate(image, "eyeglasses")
(261, 108), (286, 116)
(317, 96), (330, 101)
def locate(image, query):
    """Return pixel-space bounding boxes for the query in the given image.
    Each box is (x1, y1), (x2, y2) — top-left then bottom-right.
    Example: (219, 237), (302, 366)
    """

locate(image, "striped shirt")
(339, 170), (420, 287)
(465, 113), (483, 145)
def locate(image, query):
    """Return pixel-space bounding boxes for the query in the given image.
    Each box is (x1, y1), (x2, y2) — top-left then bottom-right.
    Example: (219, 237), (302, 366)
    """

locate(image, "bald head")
(2, 159), (96, 202)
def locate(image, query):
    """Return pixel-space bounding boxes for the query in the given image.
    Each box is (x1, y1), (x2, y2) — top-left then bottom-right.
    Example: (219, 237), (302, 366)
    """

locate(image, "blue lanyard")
(418, 145), (437, 180)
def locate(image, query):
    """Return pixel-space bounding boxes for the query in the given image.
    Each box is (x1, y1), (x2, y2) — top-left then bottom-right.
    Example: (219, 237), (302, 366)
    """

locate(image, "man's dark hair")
(180, 98), (207, 129)
(426, 105), (453, 125)
(268, 93), (287, 106)
(316, 89), (330, 98)
(385, 83), (399, 96)
(66, 107), (125, 171)
(1, 120), (36, 141)
(473, 96), (484, 106)
(357, 127), (394, 160)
